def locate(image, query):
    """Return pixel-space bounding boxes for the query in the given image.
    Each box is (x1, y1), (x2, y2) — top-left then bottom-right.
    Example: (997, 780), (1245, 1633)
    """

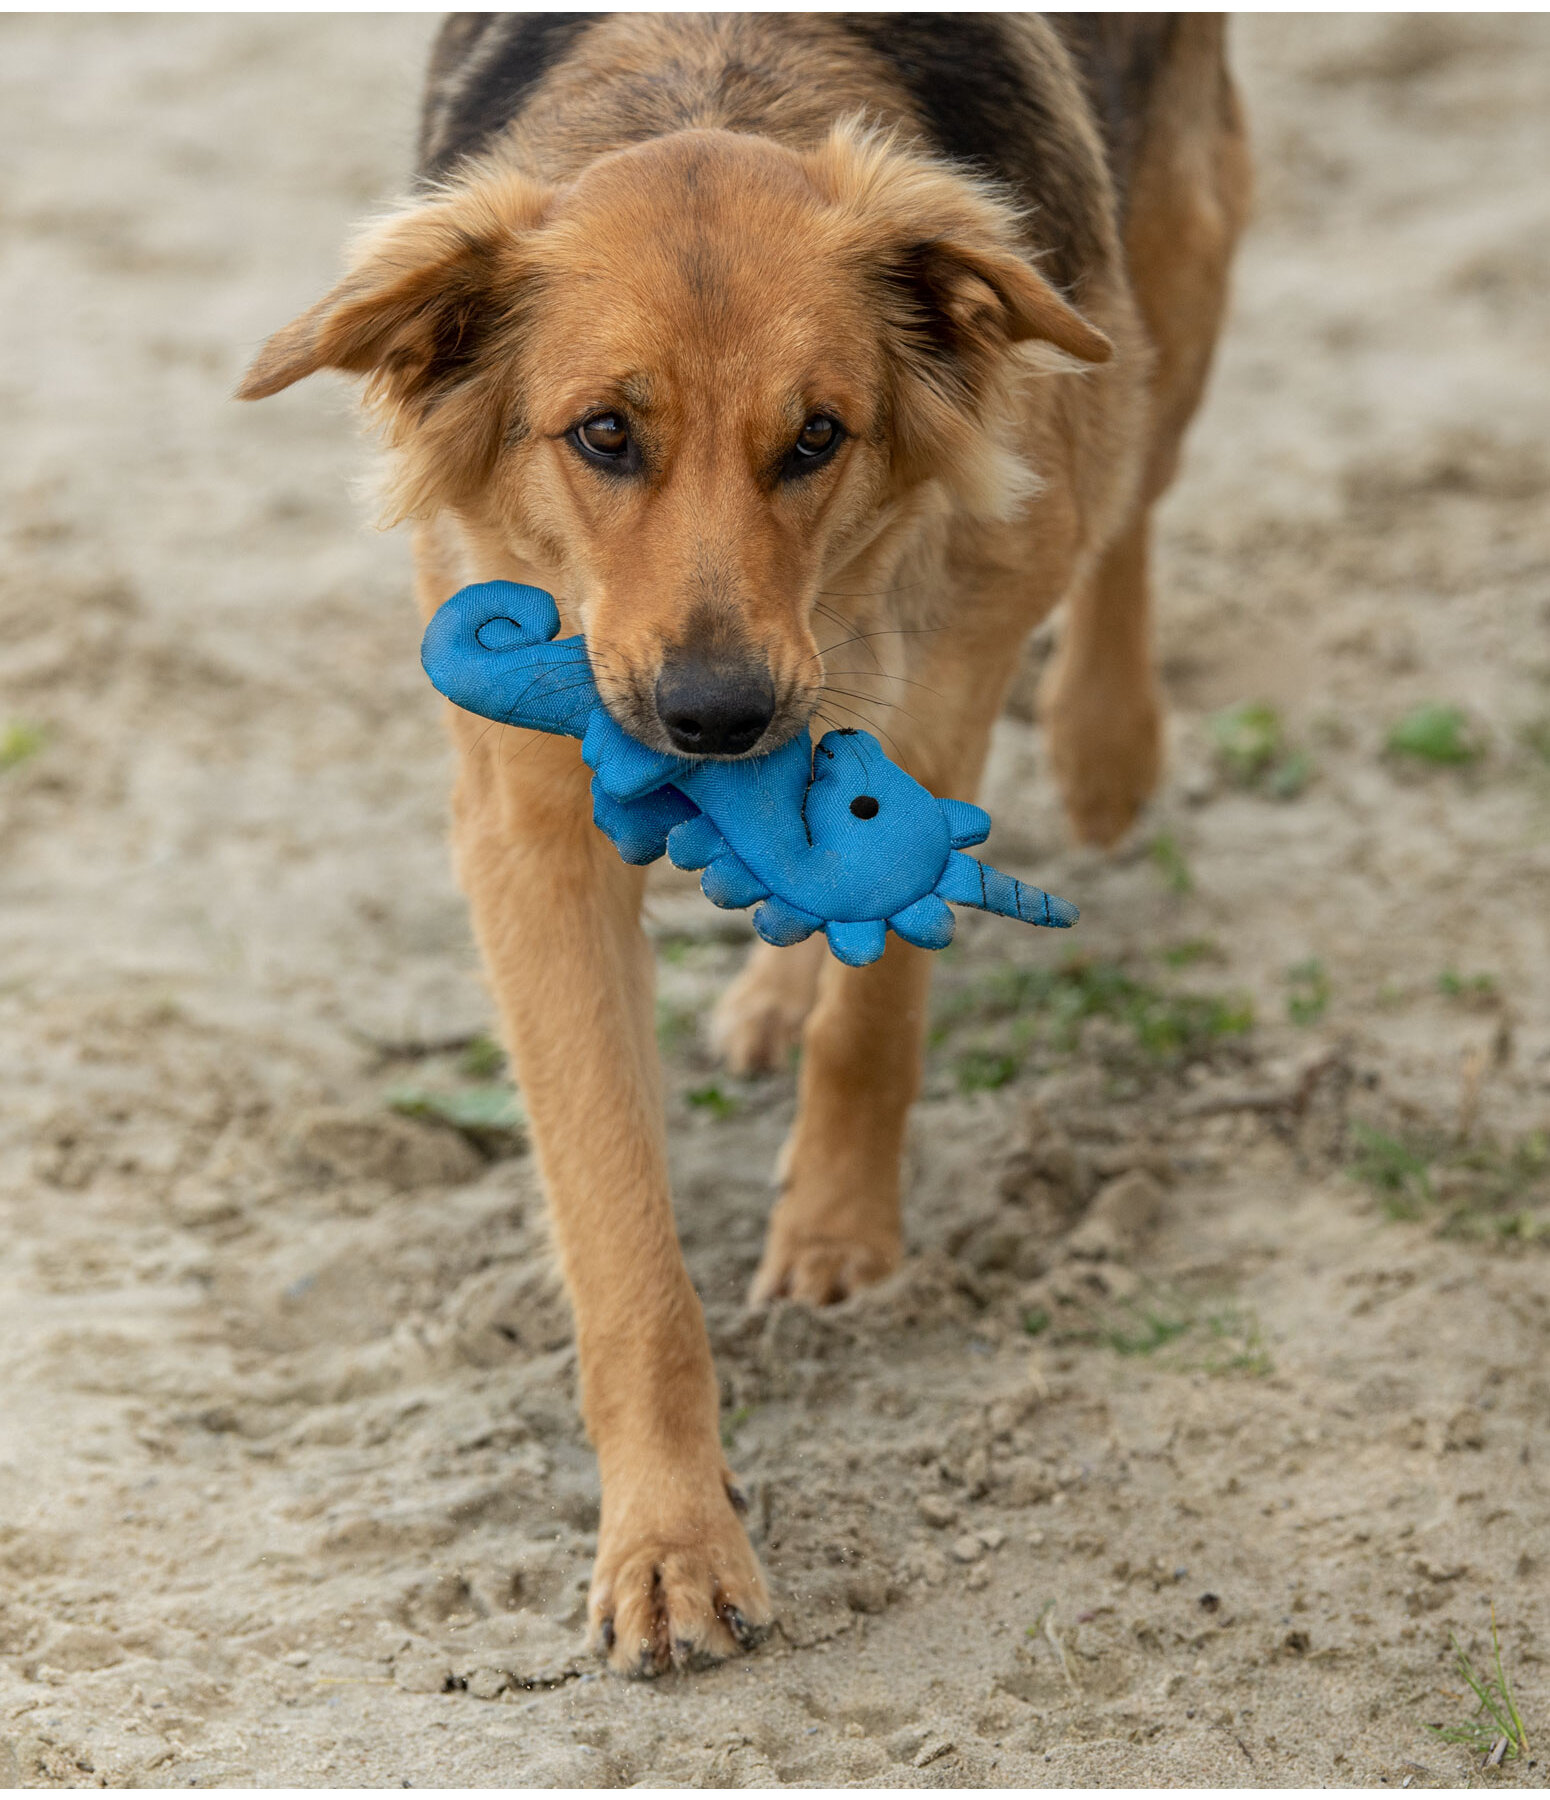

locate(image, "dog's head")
(241, 123), (1110, 758)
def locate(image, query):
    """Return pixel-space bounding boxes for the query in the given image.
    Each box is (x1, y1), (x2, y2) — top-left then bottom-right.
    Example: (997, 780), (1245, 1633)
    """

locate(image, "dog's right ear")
(236, 171), (552, 407)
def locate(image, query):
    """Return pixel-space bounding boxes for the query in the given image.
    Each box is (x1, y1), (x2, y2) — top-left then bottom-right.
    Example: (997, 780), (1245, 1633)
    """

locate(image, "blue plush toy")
(422, 581), (1078, 967)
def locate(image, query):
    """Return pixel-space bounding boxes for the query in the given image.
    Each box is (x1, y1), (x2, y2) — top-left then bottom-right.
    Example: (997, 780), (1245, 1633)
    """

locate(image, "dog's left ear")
(807, 121), (1111, 393)
(889, 232), (1113, 378)
(807, 124), (1112, 511)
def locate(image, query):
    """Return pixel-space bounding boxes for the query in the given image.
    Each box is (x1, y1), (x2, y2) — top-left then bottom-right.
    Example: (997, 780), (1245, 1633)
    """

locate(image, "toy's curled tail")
(422, 581), (1079, 966)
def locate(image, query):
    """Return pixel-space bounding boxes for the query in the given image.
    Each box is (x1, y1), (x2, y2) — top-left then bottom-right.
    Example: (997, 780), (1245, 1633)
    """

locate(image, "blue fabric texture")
(422, 581), (1079, 966)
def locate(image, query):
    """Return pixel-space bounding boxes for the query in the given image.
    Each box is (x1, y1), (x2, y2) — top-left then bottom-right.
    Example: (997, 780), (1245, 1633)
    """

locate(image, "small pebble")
(951, 1534), (985, 1564)
(280, 1650), (310, 1667)
(916, 1494), (959, 1530)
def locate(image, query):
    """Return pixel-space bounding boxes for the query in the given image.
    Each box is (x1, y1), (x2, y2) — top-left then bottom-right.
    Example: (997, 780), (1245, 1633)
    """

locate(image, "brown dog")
(240, 14), (1248, 1676)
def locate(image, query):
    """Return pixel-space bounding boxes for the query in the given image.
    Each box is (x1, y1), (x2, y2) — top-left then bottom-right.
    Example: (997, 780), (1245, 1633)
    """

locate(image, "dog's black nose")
(655, 657), (775, 757)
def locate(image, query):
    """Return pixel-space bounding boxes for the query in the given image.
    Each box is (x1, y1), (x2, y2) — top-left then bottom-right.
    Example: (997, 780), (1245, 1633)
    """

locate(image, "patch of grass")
(1437, 968), (1498, 1004)
(386, 1083), (525, 1152)
(930, 956), (1254, 1091)
(686, 1082), (739, 1119)
(457, 1033), (506, 1079)
(1160, 937), (1220, 970)
(1022, 1306), (1051, 1337)
(1349, 1123), (1550, 1239)
(1105, 1310), (1192, 1356)
(1428, 1607), (1530, 1764)
(1265, 747), (1314, 799)
(1208, 701), (1314, 798)
(1203, 1307), (1274, 1378)
(1149, 831), (1193, 895)
(956, 1047), (1022, 1093)
(1209, 700), (1282, 783)
(720, 1403), (754, 1450)
(1349, 1123), (1433, 1220)
(1286, 958), (1331, 1026)
(1059, 1285), (1274, 1377)
(656, 999), (701, 1053)
(0, 720), (45, 771)
(1387, 702), (1482, 766)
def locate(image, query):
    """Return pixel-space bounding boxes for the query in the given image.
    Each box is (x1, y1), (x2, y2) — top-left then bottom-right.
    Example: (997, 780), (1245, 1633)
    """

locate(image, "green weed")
(1203, 1307), (1274, 1378)
(1097, 1296), (1272, 1376)
(1428, 1607), (1530, 1764)
(1208, 701), (1314, 797)
(0, 720), (45, 771)
(1387, 702), (1482, 766)
(1105, 1310), (1192, 1356)
(1437, 969), (1498, 1004)
(1022, 1306), (1051, 1338)
(458, 1033), (506, 1079)
(1150, 831), (1194, 895)
(656, 999), (701, 1053)
(1209, 700), (1282, 783)
(1349, 1123), (1433, 1219)
(956, 1047), (1021, 1093)
(1160, 937), (1220, 969)
(1286, 958), (1331, 1026)
(1349, 1124), (1550, 1239)
(931, 956), (1253, 1092)
(386, 1082), (525, 1151)
(720, 1403), (754, 1450)
(686, 1082), (739, 1119)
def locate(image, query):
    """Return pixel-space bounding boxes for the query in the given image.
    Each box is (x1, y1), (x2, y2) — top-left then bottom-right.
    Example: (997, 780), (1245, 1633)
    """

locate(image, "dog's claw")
(720, 1602), (763, 1650)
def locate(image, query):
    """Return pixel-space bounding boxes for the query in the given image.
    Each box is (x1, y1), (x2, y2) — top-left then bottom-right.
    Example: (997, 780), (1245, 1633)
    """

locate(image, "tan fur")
(241, 18), (1247, 1677)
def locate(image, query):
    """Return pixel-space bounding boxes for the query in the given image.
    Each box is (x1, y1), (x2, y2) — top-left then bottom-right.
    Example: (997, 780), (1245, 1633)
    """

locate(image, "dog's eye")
(782, 414), (843, 479)
(849, 795), (879, 820)
(797, 416), (837, 456)
(576, 413), (630, 458)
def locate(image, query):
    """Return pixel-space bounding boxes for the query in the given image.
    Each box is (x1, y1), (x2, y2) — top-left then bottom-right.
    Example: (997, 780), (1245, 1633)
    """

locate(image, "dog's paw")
(588, 1475), (772, 1678)
(708, 941), (822, 1076)
(749, 1228), (899, 1306)
(1040, 670), (1162, 849)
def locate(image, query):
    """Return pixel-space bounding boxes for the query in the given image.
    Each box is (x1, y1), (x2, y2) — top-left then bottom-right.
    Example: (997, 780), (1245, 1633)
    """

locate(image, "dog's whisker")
(817, 661), (946, 700)
(813, 697), (906, 761)
(819, 683), (914, 721)
(815, 576), (935, 602)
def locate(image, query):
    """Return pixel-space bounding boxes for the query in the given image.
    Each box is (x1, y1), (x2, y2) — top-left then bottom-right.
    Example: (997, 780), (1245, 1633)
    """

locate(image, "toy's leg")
(1041, 21), (1249, 847)
(709, 936), (826, 1077)
(443, 694), (769, 1675)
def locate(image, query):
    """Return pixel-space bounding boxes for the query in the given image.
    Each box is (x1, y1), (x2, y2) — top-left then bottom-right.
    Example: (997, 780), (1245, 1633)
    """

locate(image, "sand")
(1, 13), (1547, 1789)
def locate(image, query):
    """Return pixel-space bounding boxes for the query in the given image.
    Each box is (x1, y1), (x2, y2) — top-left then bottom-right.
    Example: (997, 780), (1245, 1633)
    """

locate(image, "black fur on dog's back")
(416, 12), (1192, 296)
(419, 13), (602, 181)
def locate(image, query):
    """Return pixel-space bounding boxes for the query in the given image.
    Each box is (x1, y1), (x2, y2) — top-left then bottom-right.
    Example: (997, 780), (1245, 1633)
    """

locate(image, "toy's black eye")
(850, 795), (879, 819)
(571, 412), (638, 472)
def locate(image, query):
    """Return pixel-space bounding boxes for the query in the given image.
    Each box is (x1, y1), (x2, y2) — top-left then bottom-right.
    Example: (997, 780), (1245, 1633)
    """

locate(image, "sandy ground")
(2, 13), (1548, 1789)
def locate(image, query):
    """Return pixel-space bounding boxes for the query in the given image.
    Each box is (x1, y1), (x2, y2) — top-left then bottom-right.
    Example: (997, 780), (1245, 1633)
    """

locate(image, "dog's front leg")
(451, 721), (771, 1674)
(748, 593), (1039, 1307)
